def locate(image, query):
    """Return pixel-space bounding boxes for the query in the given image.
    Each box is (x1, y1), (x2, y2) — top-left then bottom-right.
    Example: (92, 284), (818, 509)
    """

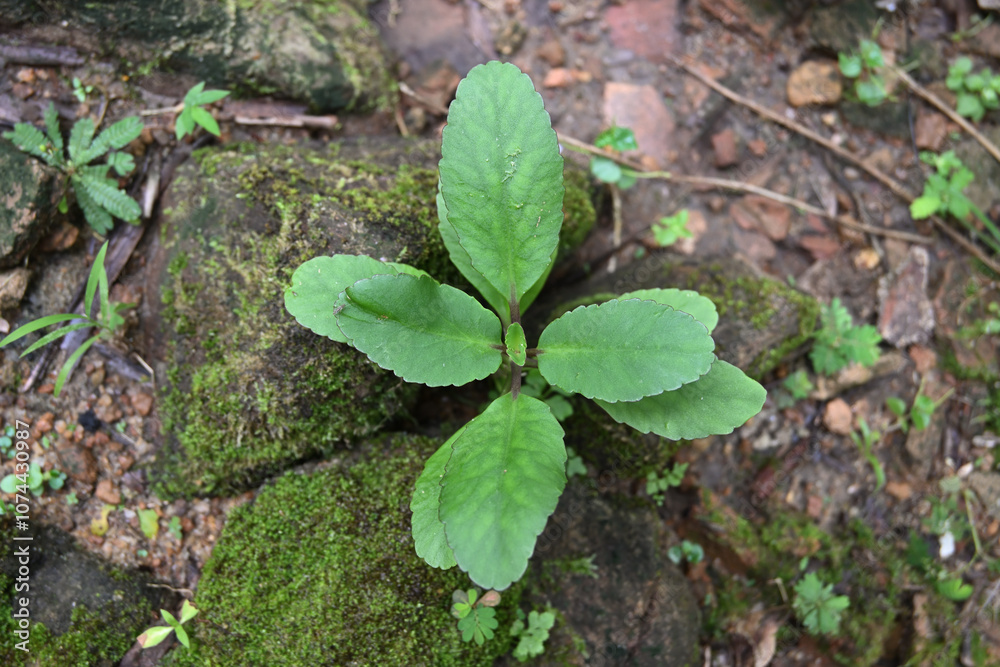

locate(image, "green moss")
(558, 169), (596, 260)
(168, 435), (522, 666)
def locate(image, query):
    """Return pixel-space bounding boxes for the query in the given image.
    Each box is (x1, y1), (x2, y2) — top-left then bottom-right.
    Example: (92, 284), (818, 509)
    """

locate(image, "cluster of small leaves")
(849, 417), (885, 491)
(0, 425), (15, 459)
(667, 539), (704, 565)
(509, 609), (556, 662)
(0, 242), (134, 396)
(0, 462), (66, 497)
(887, 386), (950, 434)
(946, 57), (1000, 122)
(908, 478), (977, 601)
(793, 572), (850, 636)
(809, 298), (881, 376)
(839, 39), (888, 107)
(138, 600), (199, 650)
(645, 462), (688, 506)
(175, 82), (230, 140)
(652, 209), (693, 247)
(3, 103), (142, 234)
(72, 77), (94, 103)
(451, 589), (500, 646)
(590, 125), (638, 188)
(910, 151), (1000, 256)
(784, 369), (813, 400)
(285, 62), (765, 591)
(564, 446), (586, 478)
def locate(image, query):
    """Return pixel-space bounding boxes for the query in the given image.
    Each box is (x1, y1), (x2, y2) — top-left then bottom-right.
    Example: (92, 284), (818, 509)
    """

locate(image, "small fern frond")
(42, 103), (64, 158)
(73, 176), (113, 234)
(3, 123), (52, 162)
(83, 116), (143, 163)
(67, 117), (96, 164)
(77, 173), (141, 223)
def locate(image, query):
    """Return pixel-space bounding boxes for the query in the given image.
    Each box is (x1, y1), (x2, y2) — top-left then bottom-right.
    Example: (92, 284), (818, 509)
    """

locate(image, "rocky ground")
(1, 0), (1000, 665)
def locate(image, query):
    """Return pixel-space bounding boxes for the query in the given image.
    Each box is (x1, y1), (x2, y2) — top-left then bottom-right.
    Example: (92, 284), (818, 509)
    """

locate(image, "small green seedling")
(646, 462), (688, 506)
(168, 515), (183, 540)
(945, 57), (1000, 122)
(3, 103), (142, 234)
(0, 425), (15, 459)
(451, 588), (500, 646)
(667, 539), (704, 565)
(839, 39), (889, 107)
(285, 62), (765, 591)
(138, 600), (199, 650)
(783, 369), (814, 401)
(910, 151), (1000, 256)
(793, 572), (849, 636)
(0, 462), (66, 497)
(849, 417), (885, 491)
(559, 554), (598, 578)
(0, 241), (134, 396)
(564, 446), (586, 478)
(510, 608), (555, 662)
(590, 125), (638, 188)
(652, 209), (693, 247)
(175, 82), (229, 140)
(71, 77), (94, 103)
(886, 383), (952, 434)
(810, 298), (881, 376)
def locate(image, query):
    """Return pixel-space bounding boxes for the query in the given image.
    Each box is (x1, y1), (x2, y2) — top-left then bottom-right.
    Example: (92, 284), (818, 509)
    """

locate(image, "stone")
(885, 480), (913, 501)
(605, 0), (682, 61)
(130, 390), (153, 417)
(95, 478), (121, 505)
(730, 195), (791, 241)
(543, 67), (591, 88)
(878, 246), (934, 348)
(0, 267), (30, 310)
(535, 37), (566, 67)
(914, 109), (948, 151)
(787, 60), (843, 107)
(602, 82), (675, 168)
(0, 139), (62, 268)
(712, 128), (739, 168)
(823, 398), (853, 435)
(56, 440), (97, 485)
(808, 0), (880, 54)
(968, 23), (1000, 59)
(968, 472), (1000, 522)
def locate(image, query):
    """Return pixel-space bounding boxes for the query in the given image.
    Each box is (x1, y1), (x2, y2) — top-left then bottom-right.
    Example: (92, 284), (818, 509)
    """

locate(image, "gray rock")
(0, 138), (62, 269)
(878, 246), (934, 348)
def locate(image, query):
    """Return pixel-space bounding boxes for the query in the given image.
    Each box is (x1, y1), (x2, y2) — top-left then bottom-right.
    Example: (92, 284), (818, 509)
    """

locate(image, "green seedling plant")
(886, 382), (952, 434)
(564, 446), (586, 478)
(284, 62), (766, 590)
(451, 588), (500, 645)
(910, 151), (1000, 256)
(590, 125), (638, 188)
(849, 417), (885, 491)
(646, 462), (688, 506)
(793, 572), (850, 636)
(945, 57), (1000, 122)
(0, 241), (133, 396)
(839, 39), (889, 107)
(72, 77), (94, 103)
(0, 462), (66, 497)
(138, 600), (199, 650)
(509, 608), (555, 662)
(810, 298), (881, 376)
(667, 539), (704, 565)
(175, 82), (230, 140)
(652, 209), (693, 247)
(3, 103), (142, 234)
(0, 425), (15, 460)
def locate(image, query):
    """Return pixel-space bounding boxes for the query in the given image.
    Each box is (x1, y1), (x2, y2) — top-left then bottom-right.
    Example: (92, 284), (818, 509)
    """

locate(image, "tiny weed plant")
(810, 298), (881, 376)
(285, 62), (766, 590)
(175, 82), (230, 140)
(652, 209), (692, 247)
(590, 125), (638, 188)
(945, 57), (1000, 122)
(783, 369), (813, 400)
(910, 151), (1000, 256)
(646, 462), (688, 506)
(0, 462), (66, 497)
(849, 417), (885, 491)
(886, 383), (952, 434)
(793, 572), (850, 636)
(839, 39), (888, 107)
(138, 508), (159, 539)
(168, 515), (183, 540)
(138, 600), (199, 650)
(564, 446), (586, 478)
(0, 425), (15, 459)
(3, 103), (142, 234)
(509, 608), (555, 662)
(71, 77), (94, 103)
(0, 241), (134, 396)
(451, 588), (501, 646)
(667, 539), (704, 565)
(559, 554), (598, 578)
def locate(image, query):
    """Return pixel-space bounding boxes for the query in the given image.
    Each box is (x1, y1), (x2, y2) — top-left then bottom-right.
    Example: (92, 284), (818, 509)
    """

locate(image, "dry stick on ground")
(671, 56), (1000, 275)
(555, 133), (931, 245)
(891, 64), (1000, 166)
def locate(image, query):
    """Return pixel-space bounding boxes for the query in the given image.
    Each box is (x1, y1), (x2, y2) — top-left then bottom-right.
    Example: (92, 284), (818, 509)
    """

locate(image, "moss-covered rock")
(0, 517), (164, 666)
(0, 0), (394, 112)
(167, 434), (522, 666)
(0, 139), (62, 269)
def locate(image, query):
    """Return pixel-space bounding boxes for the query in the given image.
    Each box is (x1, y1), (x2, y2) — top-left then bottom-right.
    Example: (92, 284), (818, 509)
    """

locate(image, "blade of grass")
(22, 321), (94, 356)
(53, 335), (98, 397)
(0, 313), (82, 347)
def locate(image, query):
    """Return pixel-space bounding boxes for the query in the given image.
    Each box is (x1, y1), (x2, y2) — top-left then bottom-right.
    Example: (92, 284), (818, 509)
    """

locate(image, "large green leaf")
(537, 299), (716, 402)
(335, 273), (503, 387)
(618, 289), (719, 333)
(438, 393), (566, 590)
(438, 61), (564, 303)
(411, 432), (461, 570)
(596, 360), (766, 440)
(284, 254), (427, 343)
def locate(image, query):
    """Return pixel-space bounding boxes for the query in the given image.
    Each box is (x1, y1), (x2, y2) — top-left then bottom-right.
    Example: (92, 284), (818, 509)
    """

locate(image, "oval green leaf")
(537, 299), (716, 402)
(284, 254), (428, 343)
(439, 61), (564, 302)
(596, 360), (766, 440)
(411, 432), (461, 570)
(617, 289), (719, 333)
(336, 273), (503, 387)
(438, 393), (566, 590)
(505, 322), (527, 366)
